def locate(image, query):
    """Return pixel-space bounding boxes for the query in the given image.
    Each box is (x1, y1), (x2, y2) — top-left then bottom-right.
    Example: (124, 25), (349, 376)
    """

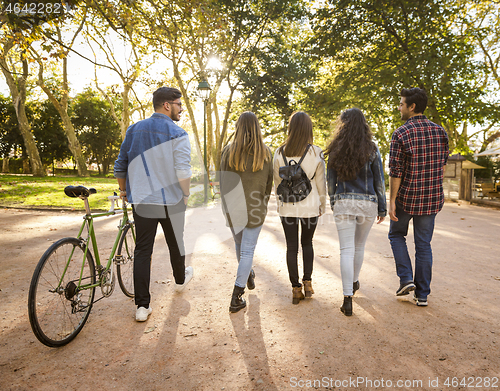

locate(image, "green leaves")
(310, 0), (491, 152)
(72, 88), (121, 175)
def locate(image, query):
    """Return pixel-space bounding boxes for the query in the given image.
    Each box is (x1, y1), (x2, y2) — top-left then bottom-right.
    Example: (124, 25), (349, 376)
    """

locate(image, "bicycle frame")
(58, 195), (134, 293)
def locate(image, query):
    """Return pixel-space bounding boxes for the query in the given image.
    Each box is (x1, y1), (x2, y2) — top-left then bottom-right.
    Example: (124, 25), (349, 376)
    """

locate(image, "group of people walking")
(220, 108), (385, 316)
(114, 86), (449, 322)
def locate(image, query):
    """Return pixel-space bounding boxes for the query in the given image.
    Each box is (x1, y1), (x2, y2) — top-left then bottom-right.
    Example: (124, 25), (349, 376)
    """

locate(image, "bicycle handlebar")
(107, 194), (129, 213)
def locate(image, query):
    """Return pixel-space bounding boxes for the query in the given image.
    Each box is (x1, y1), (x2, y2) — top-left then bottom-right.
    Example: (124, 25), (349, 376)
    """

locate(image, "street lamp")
(197, 80), (211, 203)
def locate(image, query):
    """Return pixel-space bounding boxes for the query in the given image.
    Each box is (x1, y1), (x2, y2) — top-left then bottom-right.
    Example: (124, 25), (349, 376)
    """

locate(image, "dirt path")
(1, 199), (499, 390)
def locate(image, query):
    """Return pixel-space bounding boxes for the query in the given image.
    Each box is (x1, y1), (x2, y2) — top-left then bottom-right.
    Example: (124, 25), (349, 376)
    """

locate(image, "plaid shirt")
(389, 115), (449, 215)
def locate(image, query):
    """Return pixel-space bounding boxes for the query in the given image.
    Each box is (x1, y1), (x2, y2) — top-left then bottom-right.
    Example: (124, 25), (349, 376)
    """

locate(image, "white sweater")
(273, 144), (327, 218)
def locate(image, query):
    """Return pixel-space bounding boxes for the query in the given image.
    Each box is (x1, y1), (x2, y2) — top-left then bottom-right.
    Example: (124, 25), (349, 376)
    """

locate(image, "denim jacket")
(327, 148), (387, 217)
(114, 113), (192, 205)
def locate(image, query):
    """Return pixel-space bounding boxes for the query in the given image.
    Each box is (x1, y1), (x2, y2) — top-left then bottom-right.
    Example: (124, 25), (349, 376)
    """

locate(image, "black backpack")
(276, 144), (314, 204)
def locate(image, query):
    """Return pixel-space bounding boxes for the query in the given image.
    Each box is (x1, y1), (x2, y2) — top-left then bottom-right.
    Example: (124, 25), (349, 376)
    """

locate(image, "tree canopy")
(1, 0), (499, 176)
(310, 0), (495, 153)
(72, 88), (121, 175)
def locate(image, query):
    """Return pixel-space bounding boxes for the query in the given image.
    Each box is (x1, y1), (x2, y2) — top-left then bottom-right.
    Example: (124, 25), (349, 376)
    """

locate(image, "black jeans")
(280, 216), (318, 287)
(132, 201), (186, 308)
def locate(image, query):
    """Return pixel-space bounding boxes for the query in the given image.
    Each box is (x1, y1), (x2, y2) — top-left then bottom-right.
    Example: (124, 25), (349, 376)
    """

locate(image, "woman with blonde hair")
(324, 108), (386, 316)
(220, 111), (273, 313)
(273, 111), (326, 304)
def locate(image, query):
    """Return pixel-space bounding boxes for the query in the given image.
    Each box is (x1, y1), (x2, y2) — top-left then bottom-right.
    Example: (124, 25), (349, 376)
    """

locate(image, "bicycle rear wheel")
(117, 223), (135, 298)
(28, 237), (96, 347)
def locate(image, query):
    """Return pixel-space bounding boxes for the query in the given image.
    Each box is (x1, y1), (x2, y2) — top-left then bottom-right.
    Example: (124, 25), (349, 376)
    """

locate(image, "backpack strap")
(280, 147), (288, 166)
(281, 144), (311, 167)
(297, 144), (311, 166)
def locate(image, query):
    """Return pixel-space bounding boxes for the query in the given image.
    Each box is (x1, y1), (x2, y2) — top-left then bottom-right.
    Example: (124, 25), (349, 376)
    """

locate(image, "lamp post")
(197, 80), (211, 203)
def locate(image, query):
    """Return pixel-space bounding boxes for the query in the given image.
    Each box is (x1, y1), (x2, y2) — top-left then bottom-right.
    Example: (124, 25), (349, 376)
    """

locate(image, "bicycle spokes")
(28, 238), (96, 347)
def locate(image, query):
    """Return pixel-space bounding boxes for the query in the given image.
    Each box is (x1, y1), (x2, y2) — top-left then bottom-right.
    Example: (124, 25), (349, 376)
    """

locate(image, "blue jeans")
(230, 225), (263, 288)
(335, 215), (375, 296)
(388, 201), (436, 299)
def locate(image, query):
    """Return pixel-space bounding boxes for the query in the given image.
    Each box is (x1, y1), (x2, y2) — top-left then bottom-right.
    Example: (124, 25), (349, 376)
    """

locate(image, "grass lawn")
(0, 174), (210, 210)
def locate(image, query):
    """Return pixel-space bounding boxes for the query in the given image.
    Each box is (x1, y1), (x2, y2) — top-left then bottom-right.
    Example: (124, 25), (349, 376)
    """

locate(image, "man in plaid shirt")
(388, 87), (449, 307)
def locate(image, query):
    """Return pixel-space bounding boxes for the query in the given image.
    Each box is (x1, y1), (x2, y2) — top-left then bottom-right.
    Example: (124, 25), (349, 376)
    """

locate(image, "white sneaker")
(135, 306), (152, 322)
(175, 266), (193, 292)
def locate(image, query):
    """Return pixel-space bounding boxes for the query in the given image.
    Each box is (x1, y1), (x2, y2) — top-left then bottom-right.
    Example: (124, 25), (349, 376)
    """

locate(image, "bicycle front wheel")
(28, 238), (96, 347)
(117, 223), (135, 298)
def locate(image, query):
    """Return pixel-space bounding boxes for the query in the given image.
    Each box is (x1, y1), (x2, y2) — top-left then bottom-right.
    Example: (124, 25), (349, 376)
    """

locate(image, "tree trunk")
(22, 156), (30, 174)
(102, 159), (109, 176)
(171, 64), (204, 179)
(2, 157), (9, 173)
(59, 114), (89, 176)
(32, 24), (89, 177)
(216, 85), (237, 172)
(35, 67), (89, 176)
(206, 100), (214, 173)
(15, 95), (46, 176)
(121, 84), (131, 140)
(0, 41), (46, 176)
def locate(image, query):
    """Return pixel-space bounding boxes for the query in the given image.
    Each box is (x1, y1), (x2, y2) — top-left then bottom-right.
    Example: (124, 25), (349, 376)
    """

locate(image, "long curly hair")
(324, 108), (376, 181)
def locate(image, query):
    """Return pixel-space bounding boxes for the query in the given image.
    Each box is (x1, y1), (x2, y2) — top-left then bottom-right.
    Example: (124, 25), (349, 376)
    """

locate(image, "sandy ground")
(1, 196), (500, 391)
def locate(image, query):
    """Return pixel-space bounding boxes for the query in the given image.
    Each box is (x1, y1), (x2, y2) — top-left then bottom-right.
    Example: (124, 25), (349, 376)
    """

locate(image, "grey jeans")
(335, 215), (376, 296)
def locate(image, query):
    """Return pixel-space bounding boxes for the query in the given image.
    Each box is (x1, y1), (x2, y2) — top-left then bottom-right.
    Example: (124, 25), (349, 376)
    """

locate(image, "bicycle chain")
(97, 265), (115, 297)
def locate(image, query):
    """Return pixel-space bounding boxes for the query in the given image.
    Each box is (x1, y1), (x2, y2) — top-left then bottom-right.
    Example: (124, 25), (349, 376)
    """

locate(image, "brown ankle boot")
(292, 286), (305, 304)
(303, 279), (314, 298)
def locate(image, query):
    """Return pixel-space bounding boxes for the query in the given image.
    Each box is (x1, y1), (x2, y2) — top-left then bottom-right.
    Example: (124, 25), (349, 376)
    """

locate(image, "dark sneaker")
(396, 281), (416, 296)
(413, 295), (428, 306)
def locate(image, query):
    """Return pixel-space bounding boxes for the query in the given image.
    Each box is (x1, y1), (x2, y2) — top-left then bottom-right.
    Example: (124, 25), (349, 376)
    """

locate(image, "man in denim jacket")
(389, 87), (449, 307)
(114, 87), (193, 322)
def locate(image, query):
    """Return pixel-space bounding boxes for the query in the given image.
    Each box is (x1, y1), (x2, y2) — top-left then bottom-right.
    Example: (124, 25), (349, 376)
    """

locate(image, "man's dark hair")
(400, 87), (427, 114)
(153, 87), (182, 111)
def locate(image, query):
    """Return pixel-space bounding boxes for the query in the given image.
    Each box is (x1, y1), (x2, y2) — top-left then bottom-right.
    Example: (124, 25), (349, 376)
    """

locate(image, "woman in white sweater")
(273, 111), (326, 304)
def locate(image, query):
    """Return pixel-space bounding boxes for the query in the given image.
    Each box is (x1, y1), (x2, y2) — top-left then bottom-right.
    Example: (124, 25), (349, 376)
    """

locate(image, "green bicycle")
(28, 185), (136, 347)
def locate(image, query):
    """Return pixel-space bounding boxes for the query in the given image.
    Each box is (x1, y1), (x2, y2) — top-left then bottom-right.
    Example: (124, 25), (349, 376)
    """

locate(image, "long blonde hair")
(228, 111), (271, 172)
(278, 111), (314, 157)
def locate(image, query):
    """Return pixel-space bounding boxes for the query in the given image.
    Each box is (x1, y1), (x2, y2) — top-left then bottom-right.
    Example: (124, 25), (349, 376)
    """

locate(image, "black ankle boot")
(247, 269), (255, 290)
(340, 296), (352, 316)
(353, 281), (360, 295)
(229, 285), (246, 313)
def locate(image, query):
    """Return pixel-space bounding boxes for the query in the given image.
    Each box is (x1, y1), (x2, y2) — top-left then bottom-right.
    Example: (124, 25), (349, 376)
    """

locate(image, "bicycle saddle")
(64, 185), (97, 198)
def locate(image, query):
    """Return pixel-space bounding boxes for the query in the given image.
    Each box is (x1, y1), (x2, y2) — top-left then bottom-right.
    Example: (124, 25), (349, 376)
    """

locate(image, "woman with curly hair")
(324, 108), (386, 316)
